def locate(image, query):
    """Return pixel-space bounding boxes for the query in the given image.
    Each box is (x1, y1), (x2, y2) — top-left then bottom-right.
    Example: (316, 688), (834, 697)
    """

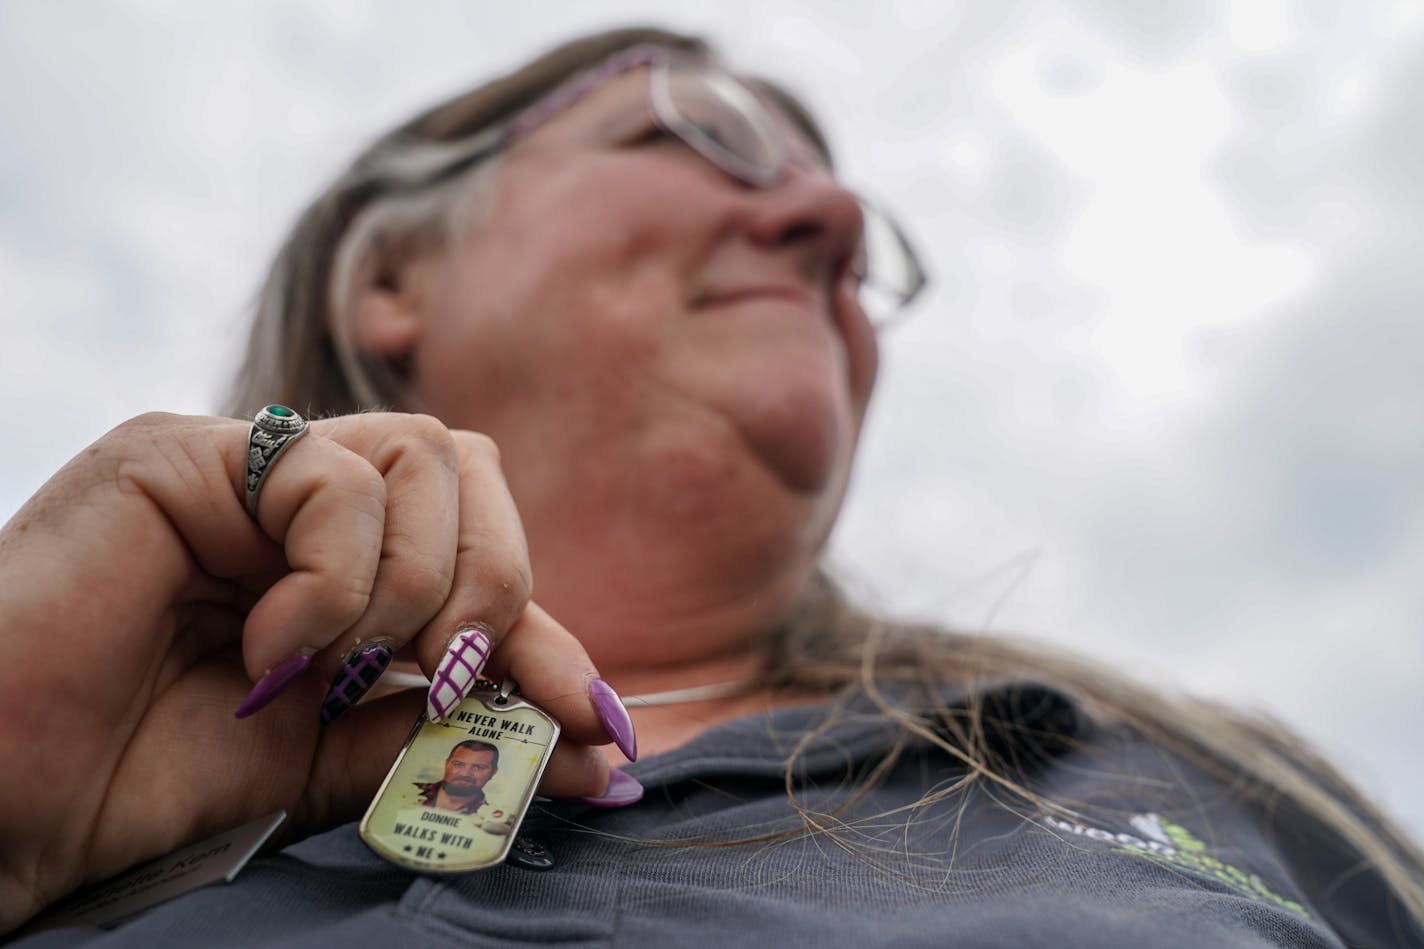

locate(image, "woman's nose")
(742, 161), (865, 284)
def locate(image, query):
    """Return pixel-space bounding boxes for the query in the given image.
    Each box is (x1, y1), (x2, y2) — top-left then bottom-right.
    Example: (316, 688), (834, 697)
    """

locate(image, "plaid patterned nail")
(319, 642), (395, 724)
(427, 626), (493, 721)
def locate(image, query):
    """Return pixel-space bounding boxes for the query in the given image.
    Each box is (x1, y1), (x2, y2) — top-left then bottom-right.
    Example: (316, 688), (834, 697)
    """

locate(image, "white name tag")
(29, 811), (287, 932)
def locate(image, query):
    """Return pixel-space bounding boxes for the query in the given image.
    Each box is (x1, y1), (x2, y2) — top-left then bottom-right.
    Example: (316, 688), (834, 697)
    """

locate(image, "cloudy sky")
(3, 2), (1421, 839)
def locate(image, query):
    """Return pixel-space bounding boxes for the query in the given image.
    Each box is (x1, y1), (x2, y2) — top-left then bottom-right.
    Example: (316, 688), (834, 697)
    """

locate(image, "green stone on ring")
(266, 405), (294, 418)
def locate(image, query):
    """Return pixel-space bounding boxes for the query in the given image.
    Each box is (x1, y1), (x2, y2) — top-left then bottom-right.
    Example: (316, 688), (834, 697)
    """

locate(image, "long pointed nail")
(235, 650), (314, 719)
(589, 678), (637, 761)
(579, 769), (644, 808)
(427, 625), (493, 721)
(320, 641), (395, 724)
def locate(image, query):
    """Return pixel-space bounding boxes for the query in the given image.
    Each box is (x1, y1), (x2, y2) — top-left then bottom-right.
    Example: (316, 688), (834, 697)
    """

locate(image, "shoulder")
(1019, 701), (1424, 948)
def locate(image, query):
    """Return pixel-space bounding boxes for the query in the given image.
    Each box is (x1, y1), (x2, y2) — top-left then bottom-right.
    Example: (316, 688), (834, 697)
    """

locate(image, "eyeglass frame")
(365, 43), (928, 327)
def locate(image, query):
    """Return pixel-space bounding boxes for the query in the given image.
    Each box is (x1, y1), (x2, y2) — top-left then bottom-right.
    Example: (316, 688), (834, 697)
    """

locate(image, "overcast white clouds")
(2, 2), (1421, 837)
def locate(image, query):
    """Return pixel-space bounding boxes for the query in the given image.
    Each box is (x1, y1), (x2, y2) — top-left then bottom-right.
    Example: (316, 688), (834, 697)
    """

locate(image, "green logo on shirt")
(1041, 811), (1310, 919)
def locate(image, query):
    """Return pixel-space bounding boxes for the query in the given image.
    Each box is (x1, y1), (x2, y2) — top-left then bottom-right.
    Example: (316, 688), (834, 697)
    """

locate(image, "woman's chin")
(734, 359), (854, 496)
(743, 412), (842, 495)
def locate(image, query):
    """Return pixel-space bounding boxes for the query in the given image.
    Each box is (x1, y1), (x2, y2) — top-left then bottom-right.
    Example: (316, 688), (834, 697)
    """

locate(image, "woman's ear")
(346, 246), (437, 358)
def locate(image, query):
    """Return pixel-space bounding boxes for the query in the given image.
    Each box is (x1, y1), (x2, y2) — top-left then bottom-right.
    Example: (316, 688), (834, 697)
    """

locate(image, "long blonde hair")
(226, 26), (1424, 938)
(777, 573), (1423, 931)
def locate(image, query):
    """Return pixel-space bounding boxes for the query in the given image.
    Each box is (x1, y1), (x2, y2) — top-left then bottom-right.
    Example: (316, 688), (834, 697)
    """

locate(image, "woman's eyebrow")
(528, 82), (652, 142)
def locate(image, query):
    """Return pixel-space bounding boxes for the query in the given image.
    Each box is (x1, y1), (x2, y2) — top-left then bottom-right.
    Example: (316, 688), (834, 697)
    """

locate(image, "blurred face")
(442, 747), (497, 796)
(398, 59), (879, 653)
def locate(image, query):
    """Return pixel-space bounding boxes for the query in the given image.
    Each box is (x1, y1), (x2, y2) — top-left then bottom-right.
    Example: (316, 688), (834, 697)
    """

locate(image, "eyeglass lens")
(658, 62), (787, 186)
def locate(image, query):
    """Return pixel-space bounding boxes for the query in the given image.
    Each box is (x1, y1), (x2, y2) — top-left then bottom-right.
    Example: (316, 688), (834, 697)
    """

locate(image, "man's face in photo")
(443, 747), (497, 796)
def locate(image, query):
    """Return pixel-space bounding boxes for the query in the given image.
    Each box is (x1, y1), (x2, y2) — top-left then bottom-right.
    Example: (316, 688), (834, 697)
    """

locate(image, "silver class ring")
(245, 404), (309, 519)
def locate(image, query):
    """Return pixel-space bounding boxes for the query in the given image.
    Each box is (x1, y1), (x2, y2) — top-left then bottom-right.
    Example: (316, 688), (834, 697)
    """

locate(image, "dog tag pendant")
(360, 680), (559, 873)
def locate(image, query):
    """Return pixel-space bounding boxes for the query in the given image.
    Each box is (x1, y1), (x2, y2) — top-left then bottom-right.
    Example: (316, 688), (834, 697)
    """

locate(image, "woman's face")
(381, 63), (879, 655)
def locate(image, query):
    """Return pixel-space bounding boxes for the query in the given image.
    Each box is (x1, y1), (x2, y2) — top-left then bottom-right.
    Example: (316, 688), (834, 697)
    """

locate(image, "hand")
(0, 412), (624, 931)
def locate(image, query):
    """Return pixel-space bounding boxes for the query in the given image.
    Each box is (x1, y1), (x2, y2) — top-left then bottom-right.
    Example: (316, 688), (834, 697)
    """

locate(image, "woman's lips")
(696, 285), (821, 314)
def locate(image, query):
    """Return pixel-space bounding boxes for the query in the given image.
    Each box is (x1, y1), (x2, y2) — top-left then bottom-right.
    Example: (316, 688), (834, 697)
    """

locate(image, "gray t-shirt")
(18, 682), (1419, 947)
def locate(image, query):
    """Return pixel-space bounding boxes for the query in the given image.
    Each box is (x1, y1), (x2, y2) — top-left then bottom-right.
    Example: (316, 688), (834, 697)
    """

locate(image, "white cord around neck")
(623, 680), (755, 707)
(377, 671), (755, 708)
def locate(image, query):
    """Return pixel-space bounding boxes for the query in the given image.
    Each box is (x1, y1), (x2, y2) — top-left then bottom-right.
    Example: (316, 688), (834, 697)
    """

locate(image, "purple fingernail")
(427, 625), (493, 721)
(579, 769), (644, 808)
(319, 642), (395, 724)
(589, 678), (637, 761)
(235, 651), (313, 719)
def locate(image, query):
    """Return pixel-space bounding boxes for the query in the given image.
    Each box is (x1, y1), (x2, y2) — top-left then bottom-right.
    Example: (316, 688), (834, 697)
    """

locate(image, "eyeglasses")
(378, 44), (928, 328)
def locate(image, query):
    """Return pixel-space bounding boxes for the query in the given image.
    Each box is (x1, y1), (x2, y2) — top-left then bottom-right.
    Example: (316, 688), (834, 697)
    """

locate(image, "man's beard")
(445, 778), (481, 796)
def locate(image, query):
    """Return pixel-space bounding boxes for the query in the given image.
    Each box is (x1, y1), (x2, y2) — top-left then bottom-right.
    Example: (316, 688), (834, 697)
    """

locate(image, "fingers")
(306, 607), (638, 820)
(303, 414), (464, 723)
(469, 602), (641, 800)
(238, 416), (531, 723)
(234, 426), (388, 688)
(409, 431), (532, 720)
(311, 424), (535, 723)
(231, 412), (638, 786)
(409, 597), (642, 800)
(477, 603), (619, 747)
